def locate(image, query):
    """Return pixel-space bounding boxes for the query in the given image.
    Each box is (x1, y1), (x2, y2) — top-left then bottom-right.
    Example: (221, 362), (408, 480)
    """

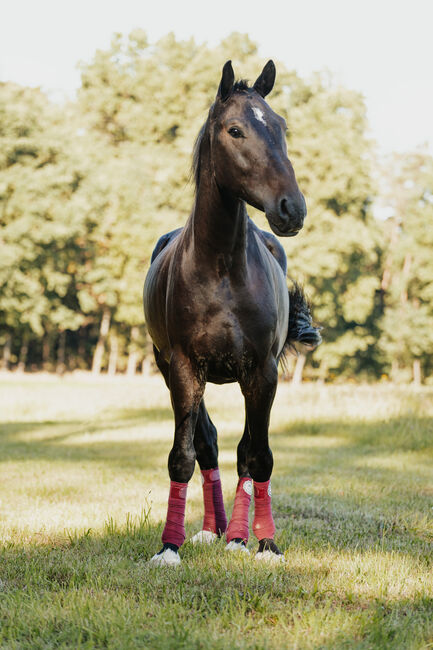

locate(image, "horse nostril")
(280, 195), (307, 224)
(280, 198), (289, 218)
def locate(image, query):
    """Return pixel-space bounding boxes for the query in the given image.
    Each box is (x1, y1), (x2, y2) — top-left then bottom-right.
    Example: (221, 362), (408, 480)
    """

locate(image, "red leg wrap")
(226, 477), (252, 543)
(161, 481), (188, 548)
(252, 480), (276, 540)
(201, 468), (227, 535)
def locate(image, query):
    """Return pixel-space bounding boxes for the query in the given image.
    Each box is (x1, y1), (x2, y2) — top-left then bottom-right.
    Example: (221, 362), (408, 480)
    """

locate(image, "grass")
(0, 373), (432, 649)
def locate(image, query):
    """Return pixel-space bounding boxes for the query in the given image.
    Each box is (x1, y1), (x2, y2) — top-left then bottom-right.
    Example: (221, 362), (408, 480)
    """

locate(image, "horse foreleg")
(241, 361), (284, 562)
(190, 401), (227, 544)
(225, 423), (252, 552)
(149, 349), (204, 566)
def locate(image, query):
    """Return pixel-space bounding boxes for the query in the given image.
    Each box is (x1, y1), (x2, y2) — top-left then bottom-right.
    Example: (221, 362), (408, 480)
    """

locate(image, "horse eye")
(228, 127), (244, 139)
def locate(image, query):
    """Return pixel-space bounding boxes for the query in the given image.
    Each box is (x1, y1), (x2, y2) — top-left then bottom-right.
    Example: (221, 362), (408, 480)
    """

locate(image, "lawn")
(0, 373), (432, 649)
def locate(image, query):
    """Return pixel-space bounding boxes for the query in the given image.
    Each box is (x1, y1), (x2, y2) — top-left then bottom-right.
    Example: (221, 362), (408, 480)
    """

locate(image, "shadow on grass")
(1, 407), (432, 562)
(0, 406), (173, 469)
(0, 513), (432, 649)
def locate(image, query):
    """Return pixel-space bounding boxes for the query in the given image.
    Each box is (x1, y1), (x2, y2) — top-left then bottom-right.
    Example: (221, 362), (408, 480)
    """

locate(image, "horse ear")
(217, 60), (235, 102)
(253, 60), (276, 98)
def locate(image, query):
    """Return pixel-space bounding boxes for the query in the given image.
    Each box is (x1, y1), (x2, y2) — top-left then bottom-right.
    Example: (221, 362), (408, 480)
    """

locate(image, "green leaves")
(1, 32), (432, 379)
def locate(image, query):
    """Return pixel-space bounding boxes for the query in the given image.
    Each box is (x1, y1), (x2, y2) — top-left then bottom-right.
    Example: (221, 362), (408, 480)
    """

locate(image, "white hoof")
(255, 550), (286, 564)
(148, 548), (181, 567)
(190, 530), (218, 545)
(225, 540), (250, 554)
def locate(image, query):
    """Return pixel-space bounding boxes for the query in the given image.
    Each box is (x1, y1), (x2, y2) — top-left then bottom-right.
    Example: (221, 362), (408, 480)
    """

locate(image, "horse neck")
(190, 134), (247, 266)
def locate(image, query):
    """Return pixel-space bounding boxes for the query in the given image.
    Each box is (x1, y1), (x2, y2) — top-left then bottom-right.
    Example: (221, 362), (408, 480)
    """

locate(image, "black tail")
(285, 282), (322, 354)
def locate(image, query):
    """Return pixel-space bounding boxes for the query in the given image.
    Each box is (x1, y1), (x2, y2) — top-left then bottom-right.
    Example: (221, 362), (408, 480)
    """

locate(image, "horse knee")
(168, 445), (196, 483)
(247, 446), (273, 482)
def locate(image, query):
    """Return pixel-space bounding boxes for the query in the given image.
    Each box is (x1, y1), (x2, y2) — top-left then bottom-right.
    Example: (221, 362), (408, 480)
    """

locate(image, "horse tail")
(285, 282), (322, 354)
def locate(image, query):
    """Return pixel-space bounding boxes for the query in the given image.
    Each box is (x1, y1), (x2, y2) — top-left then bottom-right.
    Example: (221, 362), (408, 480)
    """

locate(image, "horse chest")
(188, 280), (277, 376)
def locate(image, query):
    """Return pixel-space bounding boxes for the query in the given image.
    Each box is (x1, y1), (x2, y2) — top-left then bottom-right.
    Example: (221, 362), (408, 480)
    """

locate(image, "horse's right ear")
(217, 60), (235, 102)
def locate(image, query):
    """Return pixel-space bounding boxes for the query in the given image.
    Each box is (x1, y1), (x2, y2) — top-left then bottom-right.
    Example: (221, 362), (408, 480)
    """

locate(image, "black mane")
(192, 121), (207, 192)
(192, 80), (252, 191)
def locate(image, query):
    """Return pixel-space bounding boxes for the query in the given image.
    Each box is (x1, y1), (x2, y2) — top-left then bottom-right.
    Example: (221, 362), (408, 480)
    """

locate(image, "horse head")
(208, 60), (306, 237)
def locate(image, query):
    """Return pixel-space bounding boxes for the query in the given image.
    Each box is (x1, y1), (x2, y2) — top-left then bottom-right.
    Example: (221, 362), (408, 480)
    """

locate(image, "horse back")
(144, 228), (184, 354)
(151, 227), (183, 264)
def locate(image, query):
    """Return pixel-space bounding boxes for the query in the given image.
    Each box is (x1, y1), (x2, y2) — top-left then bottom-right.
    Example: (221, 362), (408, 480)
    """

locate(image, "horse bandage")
(252, 480), (276, 540)
(201, 468), (227, 535)
(226, 477), (252, 543)
(162, 481), (188, 548)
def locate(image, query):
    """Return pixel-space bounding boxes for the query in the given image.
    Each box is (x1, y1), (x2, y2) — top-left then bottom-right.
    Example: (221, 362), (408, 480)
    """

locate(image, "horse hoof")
(148, 547), (181, 567)
(255, 538), (285, 564)
(255, 550), (285, 564)
(225, 539), (250, 554)
(190, 530), (218, 545)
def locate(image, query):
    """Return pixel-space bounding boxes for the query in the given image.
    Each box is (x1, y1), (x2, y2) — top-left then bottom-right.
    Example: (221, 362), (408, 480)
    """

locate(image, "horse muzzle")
(266, 192), (307, 237)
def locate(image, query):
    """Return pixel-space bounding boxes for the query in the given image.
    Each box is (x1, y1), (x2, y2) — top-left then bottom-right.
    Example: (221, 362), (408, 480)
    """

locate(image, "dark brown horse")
(144, 60), (320, 566)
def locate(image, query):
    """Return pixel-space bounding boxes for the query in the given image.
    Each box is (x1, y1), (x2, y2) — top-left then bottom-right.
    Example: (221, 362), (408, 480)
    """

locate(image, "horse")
(143, 60), (321, 566)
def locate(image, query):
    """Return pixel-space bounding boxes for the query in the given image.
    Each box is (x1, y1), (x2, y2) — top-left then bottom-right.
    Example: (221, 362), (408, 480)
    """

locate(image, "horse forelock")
(233, 79), (250, 92)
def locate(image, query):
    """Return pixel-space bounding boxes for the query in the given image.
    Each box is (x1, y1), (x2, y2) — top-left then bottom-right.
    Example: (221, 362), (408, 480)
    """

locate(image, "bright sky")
(1, 0), (433, 155)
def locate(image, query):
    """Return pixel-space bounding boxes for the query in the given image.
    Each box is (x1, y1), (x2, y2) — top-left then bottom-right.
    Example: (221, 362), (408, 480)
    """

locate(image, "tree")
(0, 83), (87, 369)
(4, 31), (420, 382)
(377, 151), (433, 383)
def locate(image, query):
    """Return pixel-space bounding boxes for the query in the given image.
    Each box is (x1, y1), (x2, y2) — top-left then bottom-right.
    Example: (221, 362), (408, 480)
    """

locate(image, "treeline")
(1, 32), (432, 382)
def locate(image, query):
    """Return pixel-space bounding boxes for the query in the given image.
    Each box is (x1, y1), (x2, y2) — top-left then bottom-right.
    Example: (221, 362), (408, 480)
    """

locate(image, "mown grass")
(0, 374), (432, 648)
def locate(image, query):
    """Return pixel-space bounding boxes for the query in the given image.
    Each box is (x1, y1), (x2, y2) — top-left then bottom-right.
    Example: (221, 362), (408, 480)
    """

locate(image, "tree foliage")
(377, 152), (433, 382)
(1, 32), (431, 381)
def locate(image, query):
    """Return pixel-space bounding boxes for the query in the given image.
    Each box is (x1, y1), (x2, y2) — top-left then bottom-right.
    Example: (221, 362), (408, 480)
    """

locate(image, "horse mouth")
(267, 219), (301, 238)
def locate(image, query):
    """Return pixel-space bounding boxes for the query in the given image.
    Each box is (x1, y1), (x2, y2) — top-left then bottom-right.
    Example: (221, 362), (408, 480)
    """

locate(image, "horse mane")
(192, 121), (207, 192)
(191, 80), (252, 191)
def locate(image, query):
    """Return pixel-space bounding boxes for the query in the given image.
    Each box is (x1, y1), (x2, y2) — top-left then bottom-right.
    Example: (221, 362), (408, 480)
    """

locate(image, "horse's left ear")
(253, 60), (276, 98)
(217, 60), (235, 102)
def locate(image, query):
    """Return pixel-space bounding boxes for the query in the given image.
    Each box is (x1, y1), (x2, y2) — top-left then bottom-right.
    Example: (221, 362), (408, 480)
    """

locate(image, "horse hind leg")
(190, 402), (227, 544)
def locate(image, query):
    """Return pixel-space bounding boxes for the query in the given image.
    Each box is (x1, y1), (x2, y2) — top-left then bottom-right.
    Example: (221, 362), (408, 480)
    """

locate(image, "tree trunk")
(78, 327), (86, 367)
(412, 359), (422, 386)
(400, 252), (412, 304)
(391, 359), (399, 382)
(108, 333), (119, 376)
(127, 325), (139, 376)
(92, 308), (111, 375)
(1, 333), (12, 370)
(42, 335), (51, 369)
(56, 330), (66, 374)
(17, 336), (29, 373)
(141, 355), (152, 375)
(292, 352), (306, 385)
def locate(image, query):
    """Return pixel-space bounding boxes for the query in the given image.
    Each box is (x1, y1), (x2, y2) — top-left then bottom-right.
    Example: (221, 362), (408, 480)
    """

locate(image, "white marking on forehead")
(252, 106), (267, 126)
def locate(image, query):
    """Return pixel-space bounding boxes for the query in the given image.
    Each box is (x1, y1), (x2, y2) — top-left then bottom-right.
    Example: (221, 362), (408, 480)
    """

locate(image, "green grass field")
(0, 374), (432, 649)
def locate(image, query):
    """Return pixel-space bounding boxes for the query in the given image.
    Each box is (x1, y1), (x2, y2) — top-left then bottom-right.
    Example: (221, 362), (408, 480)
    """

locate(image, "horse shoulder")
(248, 219), (287, 275)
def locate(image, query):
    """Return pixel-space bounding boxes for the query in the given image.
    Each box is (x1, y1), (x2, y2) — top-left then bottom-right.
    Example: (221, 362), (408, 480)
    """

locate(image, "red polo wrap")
(201, 468), (227, 535)
(161, 481), (188, 547)
(252, 480), (275, 540)
(226, 477), (252, 543)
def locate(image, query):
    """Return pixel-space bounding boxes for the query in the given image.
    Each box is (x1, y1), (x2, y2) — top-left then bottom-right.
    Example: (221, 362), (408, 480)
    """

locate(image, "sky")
(1, 0), (433, 155)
